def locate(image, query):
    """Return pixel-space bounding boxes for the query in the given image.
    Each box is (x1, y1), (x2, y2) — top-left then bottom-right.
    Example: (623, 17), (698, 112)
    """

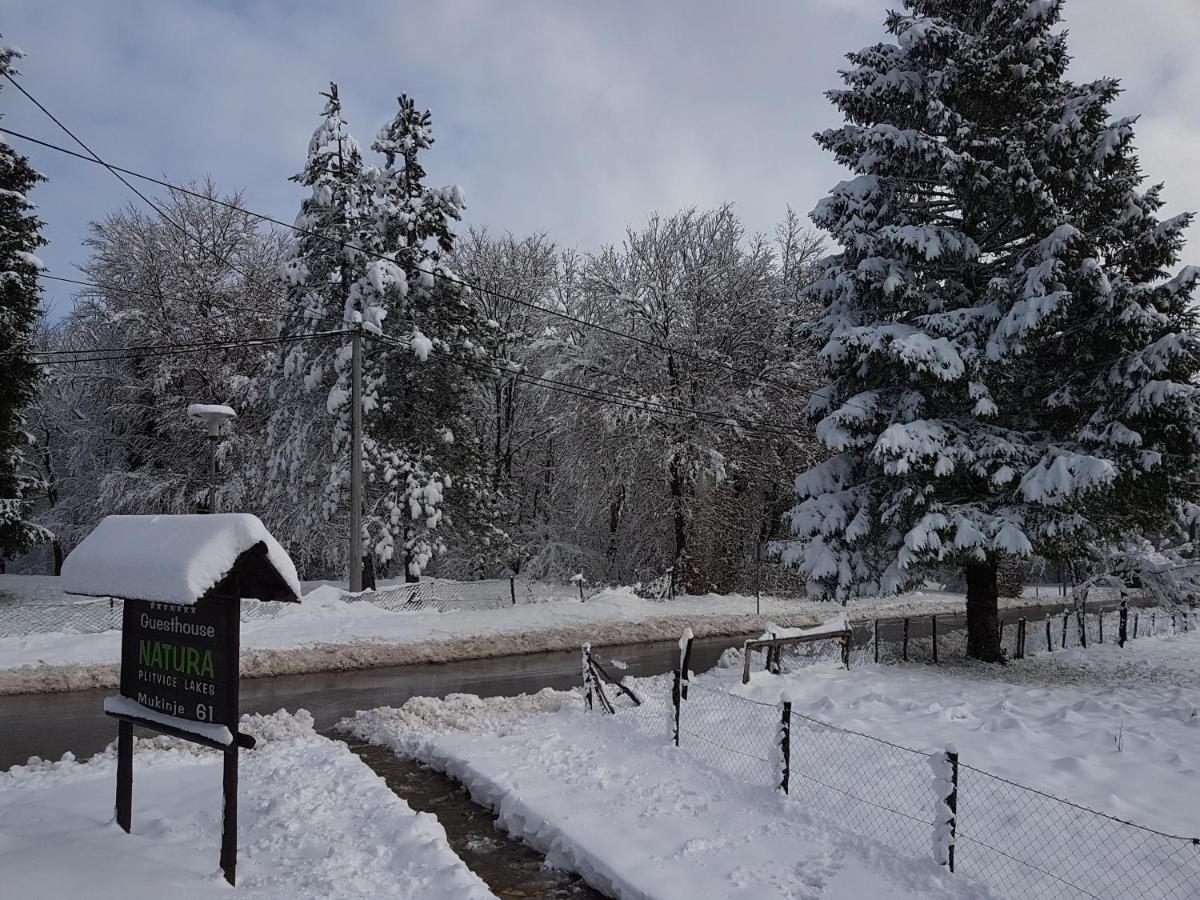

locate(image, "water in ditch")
(344, 740), (606, 899)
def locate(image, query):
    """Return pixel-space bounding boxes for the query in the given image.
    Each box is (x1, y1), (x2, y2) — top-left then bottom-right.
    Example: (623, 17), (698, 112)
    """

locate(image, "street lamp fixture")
(187, 404), (237, 514)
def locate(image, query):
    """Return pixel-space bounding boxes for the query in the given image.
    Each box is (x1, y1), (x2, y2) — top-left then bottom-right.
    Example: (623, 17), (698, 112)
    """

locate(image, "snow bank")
(61, 514), (301, 605)
(0, 574), (1098, 695)
(0, 709), (493, 899)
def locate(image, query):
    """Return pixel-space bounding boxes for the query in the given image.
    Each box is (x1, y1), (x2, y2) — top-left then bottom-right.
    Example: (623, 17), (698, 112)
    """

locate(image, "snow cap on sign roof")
(62, 513), (301, 606)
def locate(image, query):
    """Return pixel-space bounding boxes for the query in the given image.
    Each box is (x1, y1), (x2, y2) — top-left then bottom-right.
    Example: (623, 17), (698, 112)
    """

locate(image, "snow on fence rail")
(604, 639), (1200, 900)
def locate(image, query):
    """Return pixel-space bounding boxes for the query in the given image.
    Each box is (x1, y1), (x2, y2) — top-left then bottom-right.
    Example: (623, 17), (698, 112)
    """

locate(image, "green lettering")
(186, 647), (200, 675)
(200, 650), (214, 679)
(139, 639), (151, 667)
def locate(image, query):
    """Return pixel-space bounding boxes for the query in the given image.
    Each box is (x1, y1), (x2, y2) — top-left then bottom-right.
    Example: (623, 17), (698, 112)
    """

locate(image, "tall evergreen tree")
(265, 86), (499, 581)
(264, 84), (383, 576)
(366, 94), (503, 581)
(782, 0), (1200, 660)
(0, 45), (52, 565)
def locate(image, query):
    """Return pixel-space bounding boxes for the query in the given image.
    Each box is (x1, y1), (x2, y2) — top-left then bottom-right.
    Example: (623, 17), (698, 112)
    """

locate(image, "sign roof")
(62, 514), (301, 605)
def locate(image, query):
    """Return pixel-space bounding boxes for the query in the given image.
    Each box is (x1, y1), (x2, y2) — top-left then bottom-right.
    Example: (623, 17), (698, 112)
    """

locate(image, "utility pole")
(349, 325), (363, 592)
(326, 81), (364, 593)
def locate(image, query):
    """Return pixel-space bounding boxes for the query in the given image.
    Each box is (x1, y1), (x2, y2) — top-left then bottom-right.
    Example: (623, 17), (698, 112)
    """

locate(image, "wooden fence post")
(115, 720), (133, 833)
(902, 618), (910, 662)
(841, 631), (851, 670)
(873, 619), (880, 664)
(672, 669), (682, 746)
(582, 645), (594, 711)
(1133, 611), (1139, 640)
(510, 577), (517, 606)
(1017, 618), (1026, 659)
(1119, 602), (1128, 648)
(1046, 614), (1052, 652)
(1077, 607), (1088, 649)
(779, 700), (792, 794)
(1098, 612), (1104, 643)
(931, 615), (938, 665)
(1062, 611), (1069, 648)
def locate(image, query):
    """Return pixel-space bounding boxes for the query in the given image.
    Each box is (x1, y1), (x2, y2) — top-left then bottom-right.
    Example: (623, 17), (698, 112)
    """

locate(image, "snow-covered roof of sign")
(186, 403), (237, 420)
(62, 514), (301, 606)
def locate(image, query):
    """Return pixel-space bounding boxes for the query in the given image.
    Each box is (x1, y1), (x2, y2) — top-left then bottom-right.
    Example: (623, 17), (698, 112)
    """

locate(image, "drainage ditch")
(343, 740), (606, 899)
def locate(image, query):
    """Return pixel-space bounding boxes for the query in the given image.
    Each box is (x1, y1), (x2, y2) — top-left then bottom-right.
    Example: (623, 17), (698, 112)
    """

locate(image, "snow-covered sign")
(61, 513), (300, 606)
(60, 514), (300, 887)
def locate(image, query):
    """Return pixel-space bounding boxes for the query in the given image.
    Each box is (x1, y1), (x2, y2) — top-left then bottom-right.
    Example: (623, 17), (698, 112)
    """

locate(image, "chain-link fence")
(0, 576), (603, 637)
(599, 637), (1200, 899)
(853, 602), (1197, 669)
(348, 577), (597, 613)
(0, 596), (293, 636)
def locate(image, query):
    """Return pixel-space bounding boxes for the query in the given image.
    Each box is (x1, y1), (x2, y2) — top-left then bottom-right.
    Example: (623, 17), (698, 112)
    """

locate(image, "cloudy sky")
(5, 0), (1199, 320)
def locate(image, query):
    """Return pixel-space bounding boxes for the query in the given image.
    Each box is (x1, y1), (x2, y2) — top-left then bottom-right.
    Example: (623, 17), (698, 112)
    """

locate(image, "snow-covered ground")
(344, 691), (992, 900)
(343, 628), (1200, 900)
(0, 709), (494, 899)
(0, 573), (1072, 694)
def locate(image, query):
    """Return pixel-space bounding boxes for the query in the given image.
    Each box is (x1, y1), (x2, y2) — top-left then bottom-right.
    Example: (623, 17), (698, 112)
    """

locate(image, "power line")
(33, 329), (351, 365)
(37, 272), (341, 327)
(368, 331), (805, 440)
(4, 121), (1179, 423)
(1, 74), (310, 335)
(0, 118), (807, 395)
(8, 85), (1194, 442)
(1, 82), (813, 440)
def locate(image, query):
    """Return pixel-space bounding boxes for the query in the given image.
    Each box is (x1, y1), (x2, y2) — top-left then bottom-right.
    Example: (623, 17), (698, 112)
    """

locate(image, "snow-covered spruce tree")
(0, 45), (52, 565)
(782, 0), (1200, 661)
(366, 93), (503, 581)
(264, 84), (382, 577)
(265, 87), (497, 581)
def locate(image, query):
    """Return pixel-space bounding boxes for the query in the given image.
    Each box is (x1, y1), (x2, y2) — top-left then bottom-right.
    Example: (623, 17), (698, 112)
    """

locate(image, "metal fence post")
(779, 700), (792, 794)
(510, 577), (517, 606)
(673, 629), (693, 747)
(947, 750), (959, 873)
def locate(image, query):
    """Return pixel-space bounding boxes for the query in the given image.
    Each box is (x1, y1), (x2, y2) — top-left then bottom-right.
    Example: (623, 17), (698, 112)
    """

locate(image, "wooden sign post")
(61, 514), (300, 888)
(109, 594), (250, 882)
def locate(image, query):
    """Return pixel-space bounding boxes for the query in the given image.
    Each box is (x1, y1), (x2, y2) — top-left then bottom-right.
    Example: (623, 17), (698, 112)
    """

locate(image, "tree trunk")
(52, 540), (64, 576)
(965, 561), (1004, 662)
(668, 458), (689, 590)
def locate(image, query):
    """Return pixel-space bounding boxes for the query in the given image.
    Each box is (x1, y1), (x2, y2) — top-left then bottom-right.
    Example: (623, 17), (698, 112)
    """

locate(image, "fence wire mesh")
(0, 597), (290, 635)
(0, 576), (601, 637)
(609, 658), (1200, 900)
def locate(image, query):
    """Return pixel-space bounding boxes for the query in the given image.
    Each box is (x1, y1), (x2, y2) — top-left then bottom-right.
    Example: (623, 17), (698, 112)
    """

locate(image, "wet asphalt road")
(0, 593), (1138, 769)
